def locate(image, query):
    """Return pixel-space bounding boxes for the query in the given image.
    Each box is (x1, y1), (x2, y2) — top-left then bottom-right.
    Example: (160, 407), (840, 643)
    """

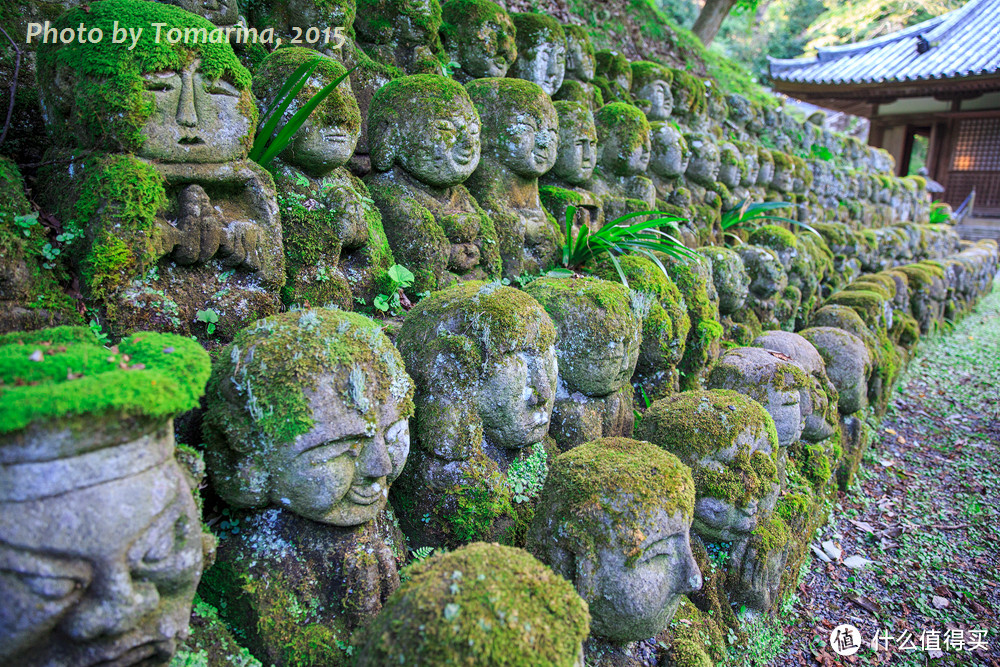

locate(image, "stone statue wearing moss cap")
(354, 0), (447, 74)
(0, 325), (211, 666)
(553, 25), (602, 110)
(635, 389), (789, 611)
(391, 281), (558, 546)
(648, 121), (690, 210)
(527, 437), (702, 644)
(36, 0), (283, 344)
(439, 0), (517, 82)
(355, 542), (591, 666)
(254, 49), (393, 309)
(591, 102), (656, 219)
(366, 74), (501, 293)
(539, 100), (603, 243)
(524, 276), (641, 450)
(630, 61), (674, 121)
(465, 78), (561, 280)
(507, 12), (566, 96)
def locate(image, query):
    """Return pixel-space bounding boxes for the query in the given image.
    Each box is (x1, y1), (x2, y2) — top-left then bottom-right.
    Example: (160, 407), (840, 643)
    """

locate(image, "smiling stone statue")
(539, 100), (603, 239)
(440, 0), (517, 82)
(592, 102), (656, 218)
(465, 77), (561, 279)
(391, 282), (558, 547)
(36, 0), (283, 344)
(0, 326), (211, 667)
(528, 437), (702, 644)
(366, 74), (502, 293)
(508, 12), (566, 96)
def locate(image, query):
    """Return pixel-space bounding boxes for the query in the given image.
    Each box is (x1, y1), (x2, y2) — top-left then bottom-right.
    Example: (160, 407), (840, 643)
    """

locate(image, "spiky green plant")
(553, 206), (695, 289)
(721, 199), (819, 244)
(249, 59), (356, 168)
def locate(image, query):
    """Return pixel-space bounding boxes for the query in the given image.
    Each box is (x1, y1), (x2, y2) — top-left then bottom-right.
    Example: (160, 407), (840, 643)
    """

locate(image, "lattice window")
(951, 118), (1000, 171)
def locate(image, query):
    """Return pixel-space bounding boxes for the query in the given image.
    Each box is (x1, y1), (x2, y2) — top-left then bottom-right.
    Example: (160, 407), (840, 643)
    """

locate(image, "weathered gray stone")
(799, 326), (872, 415)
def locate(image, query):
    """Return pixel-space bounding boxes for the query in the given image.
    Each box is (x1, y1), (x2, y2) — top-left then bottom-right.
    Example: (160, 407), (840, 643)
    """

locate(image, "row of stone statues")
(1, 230), (995, 665)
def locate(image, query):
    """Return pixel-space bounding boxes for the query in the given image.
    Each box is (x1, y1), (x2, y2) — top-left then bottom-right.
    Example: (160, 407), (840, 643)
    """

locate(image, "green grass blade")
(250, 59), (323, 162)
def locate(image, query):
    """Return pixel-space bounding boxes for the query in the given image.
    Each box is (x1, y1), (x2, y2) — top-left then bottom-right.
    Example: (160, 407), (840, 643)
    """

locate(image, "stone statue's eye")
(205, 81), (239, 97)
(19, 574), (82, 600)
(144, 80), (176, 92)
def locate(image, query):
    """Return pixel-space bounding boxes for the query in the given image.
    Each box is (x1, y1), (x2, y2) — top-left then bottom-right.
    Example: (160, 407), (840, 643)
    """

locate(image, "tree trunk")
(691, 0), (739, 45)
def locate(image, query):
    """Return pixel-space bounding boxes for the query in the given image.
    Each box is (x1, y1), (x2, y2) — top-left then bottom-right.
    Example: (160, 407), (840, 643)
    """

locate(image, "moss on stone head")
(0, 326), (209, 434)
(397, 281), (556, 387)
(204, 309), (414, 452)
(441, 0), (511, 42)
(595, 50), (631, 85)
(37, 0), (253, 152)
(629, 60), (673, 92)
(563, 24), (595, 57)
(465, 77), (556, 154)
(668, 68), (706, 117)
(533, 437), (695, 559)
(253, 48), (361, 137)
(356, 0), (443, 44)
(750, 513), (789, 554)
(748, 224), (797, 250)
(825, 289), (887, 331)
(595, 102), (651, 173)
(511, 11), (565, 47)
(355, 542), (589, 667)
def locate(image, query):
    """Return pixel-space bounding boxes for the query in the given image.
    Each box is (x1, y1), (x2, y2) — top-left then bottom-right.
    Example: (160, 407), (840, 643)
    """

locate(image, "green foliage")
(720, 199), (819, 243)
(506, 442), (549, 504)
(196, 308), (220, 335)
(250, 59), (356, 168)
(555, 205), (695, 289)
(374, 264), (415, 315)
(929, 200), (951, 224)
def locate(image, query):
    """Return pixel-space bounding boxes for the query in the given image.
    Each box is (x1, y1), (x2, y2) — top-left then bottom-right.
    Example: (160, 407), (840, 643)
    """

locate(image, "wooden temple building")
(769, 0), (1000, 215)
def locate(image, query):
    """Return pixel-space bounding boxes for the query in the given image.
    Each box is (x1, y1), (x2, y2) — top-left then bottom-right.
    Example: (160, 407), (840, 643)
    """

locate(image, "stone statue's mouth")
(92, 639), (173, 667)
(323, 132), (349, 143)
(178, 136), (205, 145)
(348, 481), (385, 505)
(454, 150), (473, 165)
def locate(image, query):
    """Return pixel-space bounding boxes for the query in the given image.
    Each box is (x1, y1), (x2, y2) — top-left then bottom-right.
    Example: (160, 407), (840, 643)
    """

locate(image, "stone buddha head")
(355, 543), (590, 666)
(356, 0), (442, 47)
(630, 61), (674, 121)
(396, 282), (558, 457)
(551, 101), (597, 186)
(273, 0), (356, 38)
(636, 390), (781, 543)
(0, 327), (210, 666)
(595, 102), (652, 177)
(684, 132), (721, 188)
(508, 12), (566, 96)
(649, 121), (690, 180)
(466, 77), (559, 179)
(563, 25), (596, 82)
(440, 0), (517, 80)
(369, 74), (481, 186)
(528, 437), (701, 642)
(204, 309), (415, 526)
(756, 148), (775, 187)
(253, 49), (361, 176)
(525, 276), (641, 397)
(703, 246), (750, 315)
(164, 0), (239, 25)
(37, 0), (255, 163)
(595, 50), (632, 92)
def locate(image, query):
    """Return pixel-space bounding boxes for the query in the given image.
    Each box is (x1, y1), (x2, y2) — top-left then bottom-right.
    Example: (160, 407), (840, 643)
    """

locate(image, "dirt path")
(771, 281), (1000, 666)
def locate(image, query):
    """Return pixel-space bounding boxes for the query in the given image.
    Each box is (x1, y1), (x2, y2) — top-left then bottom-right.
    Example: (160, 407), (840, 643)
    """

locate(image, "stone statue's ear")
(370, 118), (398, 172)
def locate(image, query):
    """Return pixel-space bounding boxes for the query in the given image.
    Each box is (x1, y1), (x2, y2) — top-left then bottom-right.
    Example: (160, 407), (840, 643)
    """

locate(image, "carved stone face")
(270, 377), (411, 525)
(501, 108), (559, 178)
(140, 60), (252, 163)
(685, 136), (721, 187)
(564, 31), (595, 82)
(552, 105), (597, 185)
(449, 15), (517, 78)
(169, 0), (238, 25)
(515, 41), (566, 96)
(635, 79), (673, 121)
(284, 115), (359, 173)
(475, 348), (558, 448)
(650, 123), (689, 179)
(284, 0), (355, 31)
(756, 158), (774, 187)
(601, 128), (651, 177)
(0, 450), (202, 666)
(705, 247), (749, 315)
(397, 99), (481, 187)
(583, 506), (702, 640)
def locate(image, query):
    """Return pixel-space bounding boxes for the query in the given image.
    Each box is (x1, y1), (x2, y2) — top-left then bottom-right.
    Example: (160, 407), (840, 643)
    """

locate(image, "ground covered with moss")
(771, 281), (1000, 665)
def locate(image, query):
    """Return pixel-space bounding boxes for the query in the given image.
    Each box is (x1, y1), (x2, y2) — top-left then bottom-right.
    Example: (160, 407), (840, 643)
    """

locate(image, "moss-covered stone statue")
(391, 282), (558, 547)
(508, 12), (566, 96)
(630, 61), (674, 121)
(0, 157), (78, 333)
(439, 0), (517, 82)
(635, 390), (788, 612)
(354, 542), (590, 666)
(200, 309), (414, 667)
(684, 132), (721, 189)
(663, 252), (723, 390)
(354, 0), (447, 74)
(593, 256), (690, 400)
(539, 100), (603, 236)
(527, 437), (701, 643)
(366, 74), (501, 293)
(592, 49), (633, 105)
(553, 25), (602, 110)
(524, 276), (641, 450)
(36, 0), (283, 344)
(253, 49), (393, 308)
(465, 78), (561, 279)
(0, 326), (211, 666)
(592, 102), (655, 219)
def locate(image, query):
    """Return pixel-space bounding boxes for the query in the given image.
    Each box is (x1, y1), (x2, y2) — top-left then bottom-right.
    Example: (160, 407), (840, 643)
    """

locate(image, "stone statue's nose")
(61, 566), (160, 640)
(177, 69), (198, 128)
(357, 439), (393, 479)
